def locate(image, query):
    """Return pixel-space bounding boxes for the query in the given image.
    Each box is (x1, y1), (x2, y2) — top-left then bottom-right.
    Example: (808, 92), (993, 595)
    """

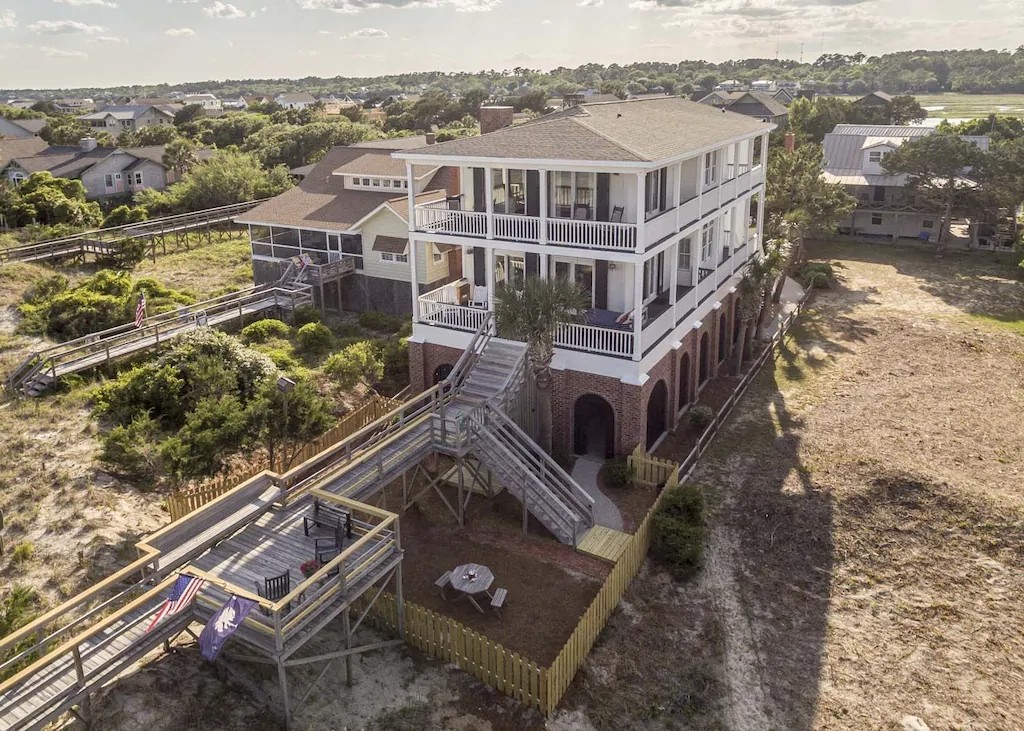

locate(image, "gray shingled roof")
(351, 135), (430, 150)
(720, 91), (790, 118)
(0, 138), (49, 169)
(371, 235), (408, 254)
(236, 146), (446, 230)
(333, 152), (426, 178)
(397, 97), (772, 164)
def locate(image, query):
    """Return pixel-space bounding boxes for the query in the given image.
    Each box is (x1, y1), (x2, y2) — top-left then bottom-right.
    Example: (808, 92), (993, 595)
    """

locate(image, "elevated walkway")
(0, 315), (596, 730)
(5, 262), (313, 397)
(0, 200), (263, 266)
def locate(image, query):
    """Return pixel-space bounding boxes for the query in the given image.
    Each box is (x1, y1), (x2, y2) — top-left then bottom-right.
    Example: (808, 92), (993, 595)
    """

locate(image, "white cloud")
(298, 0), (499, 12)
(577, 0), (603, 6)
(318, 29), (333, 33)
(165, 27), (197, 36)
(39, 46), (88, 57)
(204, 1), (249, 18)
(54, 0), (119, 7)
(168, 0), (199, 3)
(0, 10), (15, 30)
(92, 35), (124, 42)
(540, 18), (551, 24)
(28, 19), (105, 34)
(347, 27), (389, 37)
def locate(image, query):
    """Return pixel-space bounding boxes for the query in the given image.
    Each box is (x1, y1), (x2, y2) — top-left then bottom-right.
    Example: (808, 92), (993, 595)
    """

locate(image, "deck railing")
(545, 218), (636, 251)
(494, 213), (541, 243)
(554, 322), (634, 358)
(414, 203), (488, 238)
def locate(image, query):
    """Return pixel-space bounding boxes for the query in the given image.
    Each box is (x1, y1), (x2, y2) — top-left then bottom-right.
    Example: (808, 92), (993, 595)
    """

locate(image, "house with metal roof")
(822, 123), (990, 245)
(392, 97), (773, 456)
(235, 137), (457, 316)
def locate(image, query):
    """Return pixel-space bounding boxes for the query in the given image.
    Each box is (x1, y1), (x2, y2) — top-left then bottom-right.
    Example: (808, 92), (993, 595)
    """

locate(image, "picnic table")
(450, 563), (494, 613)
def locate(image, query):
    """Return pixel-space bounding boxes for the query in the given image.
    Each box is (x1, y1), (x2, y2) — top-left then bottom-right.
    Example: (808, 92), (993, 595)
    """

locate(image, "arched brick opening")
(573, 393), (615, 458)
(645, 379), (668, 450)
(432, 363), (454, 384)
(678, 352), (691, 411)
(699, 332), (711, 384)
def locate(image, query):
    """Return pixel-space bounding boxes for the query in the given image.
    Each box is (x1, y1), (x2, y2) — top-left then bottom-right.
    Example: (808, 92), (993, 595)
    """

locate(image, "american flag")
(145, 575), (205, 633)
(134, 292), (147, 328)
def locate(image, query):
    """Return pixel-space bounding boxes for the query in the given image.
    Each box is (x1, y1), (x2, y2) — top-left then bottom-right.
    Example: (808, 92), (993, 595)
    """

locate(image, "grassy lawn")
(131, 232), (254, 297)
(835, 92), (1024, 119)
(562, 242), (1024, 730)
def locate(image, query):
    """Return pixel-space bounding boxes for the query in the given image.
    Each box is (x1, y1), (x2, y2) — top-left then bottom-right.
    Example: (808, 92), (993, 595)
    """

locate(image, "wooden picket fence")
(356, 593), (549, 711)
(165, 393), (402, 521)
(627, 445), (679, 488)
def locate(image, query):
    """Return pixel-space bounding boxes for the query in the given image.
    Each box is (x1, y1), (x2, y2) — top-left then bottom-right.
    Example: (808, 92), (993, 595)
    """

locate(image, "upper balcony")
(410, 164), (764, 254)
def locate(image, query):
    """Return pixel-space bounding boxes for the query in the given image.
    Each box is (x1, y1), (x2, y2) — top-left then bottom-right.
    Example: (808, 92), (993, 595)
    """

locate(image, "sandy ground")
(562, 242), (1024, 731)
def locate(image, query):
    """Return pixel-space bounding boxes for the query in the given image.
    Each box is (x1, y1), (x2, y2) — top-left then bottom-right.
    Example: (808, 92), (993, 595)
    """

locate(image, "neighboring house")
(4, 99), (37, 110)
(0, 137), (49, 172)
(274, 93), (317, 111)
(698, 91), (789, 125)
(751, 80), (773, 91)
(0, 117), (46, 139)
(394, 98), (772, 457)
(242, 95), (275, 109)
(713, 79), (743, 92)
(772, 88), (795, 106)
(0, 138), (189, 200)
(184, 94), (222, 111)
(53, 98), (95, 114)
(78, 105), (176, 140)
(235, 137), (454, 316)
(821, 124), (990, 245)
(854, 91), (893, 110)
(129, 97), (184, 109)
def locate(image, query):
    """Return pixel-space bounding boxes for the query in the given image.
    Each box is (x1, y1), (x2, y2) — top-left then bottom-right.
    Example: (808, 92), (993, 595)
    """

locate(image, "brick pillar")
(408, 341), (426, 394)
(479, 106), (514, 134)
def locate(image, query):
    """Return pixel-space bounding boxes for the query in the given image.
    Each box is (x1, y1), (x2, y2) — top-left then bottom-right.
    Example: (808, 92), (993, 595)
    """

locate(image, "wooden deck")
(577, 526), (632, 563)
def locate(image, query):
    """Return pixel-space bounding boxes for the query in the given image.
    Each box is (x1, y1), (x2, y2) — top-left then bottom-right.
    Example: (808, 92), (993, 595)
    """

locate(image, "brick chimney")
(784, 132), (796, 152)
(425, 132), (436, 145)
(479, 105), (514, 135)
(79, 137), (98, 152)
(445, 166), (461, 199)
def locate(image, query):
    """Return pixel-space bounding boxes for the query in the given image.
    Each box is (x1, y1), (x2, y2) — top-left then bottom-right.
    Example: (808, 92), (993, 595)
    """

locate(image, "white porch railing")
(679, 196), (701, 228)
(546, 218), (637, 251)
(419, 300), (488, 332)
(735, 171), (751, 193)
(640, 306), (675, 354)
(415, 202), (488, 238)
(750, 165), (765, 187)
(719, 178), (738, 205)
(645, 208), (677, 247)
(494, 214), (541, 243)
(555, 322), (634, 358)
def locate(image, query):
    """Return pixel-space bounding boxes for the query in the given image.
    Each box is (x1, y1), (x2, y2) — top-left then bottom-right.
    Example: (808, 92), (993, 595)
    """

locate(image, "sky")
(0, 0), (1022, 90)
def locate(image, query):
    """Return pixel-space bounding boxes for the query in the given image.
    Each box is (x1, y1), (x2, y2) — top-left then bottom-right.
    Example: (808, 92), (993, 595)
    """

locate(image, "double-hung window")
(701, 223), (715, 261)
(133, 172), (144, 186)
(104, 174), (115, 189)
(678, 237), (692, 271)
(704, 151), (719, 186)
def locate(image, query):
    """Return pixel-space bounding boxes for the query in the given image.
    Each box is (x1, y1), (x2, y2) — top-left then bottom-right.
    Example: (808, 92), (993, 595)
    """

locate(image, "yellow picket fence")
(165, 394), (400, 521)
(627, 444), (679, 488)
(357, 593), (549, 711)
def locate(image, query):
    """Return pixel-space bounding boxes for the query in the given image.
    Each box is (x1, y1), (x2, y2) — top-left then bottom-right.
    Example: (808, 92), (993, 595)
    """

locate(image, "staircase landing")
(577, 526), (632, 563)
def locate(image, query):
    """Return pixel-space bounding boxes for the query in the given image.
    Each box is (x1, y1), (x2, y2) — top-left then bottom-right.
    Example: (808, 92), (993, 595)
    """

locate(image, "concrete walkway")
(764, 276), (806, 340)
(570, 456), (624, 531)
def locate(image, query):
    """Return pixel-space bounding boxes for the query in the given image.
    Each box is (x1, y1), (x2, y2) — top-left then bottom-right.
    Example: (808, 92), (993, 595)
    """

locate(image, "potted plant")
(299, 559), (321, 579)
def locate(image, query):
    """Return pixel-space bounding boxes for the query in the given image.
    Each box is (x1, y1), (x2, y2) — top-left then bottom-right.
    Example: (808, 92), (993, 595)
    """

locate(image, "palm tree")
(493, 277), (590, 454)
(731, 235), (790, 376)
(162, 138), (199, 179)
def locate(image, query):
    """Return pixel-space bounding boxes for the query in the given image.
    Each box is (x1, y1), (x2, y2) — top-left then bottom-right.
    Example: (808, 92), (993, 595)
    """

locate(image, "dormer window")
(868, 150), (888, 164)
(347, 176), (408, 190)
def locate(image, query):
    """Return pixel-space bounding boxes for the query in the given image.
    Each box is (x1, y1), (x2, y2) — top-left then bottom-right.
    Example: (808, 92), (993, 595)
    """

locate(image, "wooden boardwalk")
(577, 526), (633, 563)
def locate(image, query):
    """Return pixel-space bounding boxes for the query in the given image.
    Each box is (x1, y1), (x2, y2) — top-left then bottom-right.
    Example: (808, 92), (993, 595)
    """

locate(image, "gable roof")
(371, 235), (408, 254)
(0, 137), (49, 169)
(10, 118), (47, 136)
(235, 146), (446, 231)
(856, 91), (893, 104)
(333, 152), (438, 178)
(396, 97), (773, 165)
(3, 144), (178, 179)
(275, 93), (316, 104)
(79, 105), (175, 121)
(719, 91), (789, 118)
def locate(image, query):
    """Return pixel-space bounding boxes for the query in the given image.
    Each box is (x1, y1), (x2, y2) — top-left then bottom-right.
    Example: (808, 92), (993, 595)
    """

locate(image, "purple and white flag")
(199, 595), (257, 662)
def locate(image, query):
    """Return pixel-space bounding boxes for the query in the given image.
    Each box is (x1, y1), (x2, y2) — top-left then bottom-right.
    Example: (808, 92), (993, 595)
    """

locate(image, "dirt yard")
(562, 242), (1024, 730)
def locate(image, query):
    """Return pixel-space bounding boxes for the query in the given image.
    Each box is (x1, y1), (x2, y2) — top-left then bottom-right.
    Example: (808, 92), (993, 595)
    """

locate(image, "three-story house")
(394, 98), (772, 457)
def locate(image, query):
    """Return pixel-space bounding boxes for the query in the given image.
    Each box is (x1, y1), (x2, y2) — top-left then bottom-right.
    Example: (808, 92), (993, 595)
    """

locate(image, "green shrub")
(324, 340), (384, 390)
(261, 347), (299, 371)
(686, 405), (715, 432)
(397, 320), (413, 339)
(376, 338), (409, 394)
(295, 322), (333, 354)
(241, 318), (291, 343)
(358, 311), (406, 333)
(800, 262), (835, 289)
(93, 363), (187, 426)
(0, 585), (41, 636)
(10, 542), (34, 566)
(332, 322), (364, 339)
(160, 395), (251, 480)
(292, 305), (321, 327)
(99, 413), (164, 482)
(606, 457), (634, 488)
(651, 483), (705, 579)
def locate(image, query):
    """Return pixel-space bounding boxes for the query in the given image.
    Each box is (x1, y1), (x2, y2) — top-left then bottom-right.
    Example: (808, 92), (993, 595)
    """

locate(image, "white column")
(632, 259), (644, 362)
(539, 169), (548, 245)
(672, 162), (682, 231)
(635, 172), (646, 252)
(760, 133), (769, 169)
(484, 166), (494, 240)
(540, 252), (548, 279)
(669, 242), (679, 322)
(697, 162), (704, 219)
(484, 246), (495, 310)
(756, 194), (766, 255)
(406, 162), (419, 322)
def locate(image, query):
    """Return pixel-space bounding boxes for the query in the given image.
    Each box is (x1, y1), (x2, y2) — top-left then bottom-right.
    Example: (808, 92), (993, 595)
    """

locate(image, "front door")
(873, 186), (886, 203)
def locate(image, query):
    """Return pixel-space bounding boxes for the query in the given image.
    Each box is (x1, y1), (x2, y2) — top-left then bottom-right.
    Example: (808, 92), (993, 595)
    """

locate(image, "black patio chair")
(254, 570), (292, 615)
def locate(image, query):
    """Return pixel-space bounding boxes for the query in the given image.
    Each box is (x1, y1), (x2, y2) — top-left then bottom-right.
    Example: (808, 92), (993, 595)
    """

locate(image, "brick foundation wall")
(408, 341), (462, 394)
